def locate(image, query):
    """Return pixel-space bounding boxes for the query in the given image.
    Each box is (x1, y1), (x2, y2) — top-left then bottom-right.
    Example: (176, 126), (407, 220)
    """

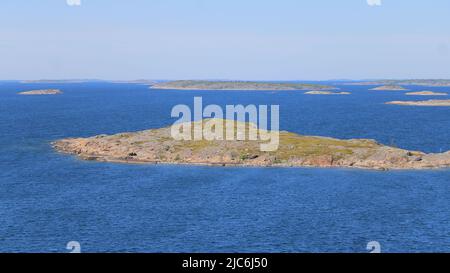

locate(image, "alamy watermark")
(66, 241), (81, 253)
(170, 97), (280, 152)
(66, 0), (81, 6)
(367, 241), (381, 253)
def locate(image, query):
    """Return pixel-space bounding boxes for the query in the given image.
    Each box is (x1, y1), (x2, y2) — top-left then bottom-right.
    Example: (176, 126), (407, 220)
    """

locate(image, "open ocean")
(1, 81), (449, 253)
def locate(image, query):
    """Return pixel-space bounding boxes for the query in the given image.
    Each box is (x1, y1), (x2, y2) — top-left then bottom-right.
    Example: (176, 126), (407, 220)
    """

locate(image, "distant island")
(304, 91), (350, 95)
(347, 79), (450, 87)
(406, 91), (448, 96)
(18, 89), (63, 95)
(17, 79), (450, 88)
(150, 80), (337, 91)
(370, 85), (409, 91)
(53, 119), (450, 170)
(386, 99), (450, 106)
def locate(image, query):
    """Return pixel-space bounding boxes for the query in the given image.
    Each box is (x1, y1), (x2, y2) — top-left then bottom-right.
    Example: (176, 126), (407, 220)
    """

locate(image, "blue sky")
(0, 0), (449, 80)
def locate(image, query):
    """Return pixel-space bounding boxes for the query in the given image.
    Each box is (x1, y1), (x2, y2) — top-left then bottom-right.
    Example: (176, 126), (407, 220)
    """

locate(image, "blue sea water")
(0, 81), (449, 253)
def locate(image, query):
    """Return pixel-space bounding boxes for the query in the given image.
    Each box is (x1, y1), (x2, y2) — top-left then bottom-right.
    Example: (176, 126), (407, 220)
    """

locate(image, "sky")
(0, 0), (449, 80)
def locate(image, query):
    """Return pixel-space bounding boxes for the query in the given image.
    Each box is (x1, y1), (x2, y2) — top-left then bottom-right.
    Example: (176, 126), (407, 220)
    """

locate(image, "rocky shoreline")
(53, 119), (450, 171)
(406, 91), (448, 96)
(18, 89), (63, 95)
(304, 91), (350, 95)
(370, 85), (409, 91)
(386, 99), (450, 106)
(150, 80), (337, 91)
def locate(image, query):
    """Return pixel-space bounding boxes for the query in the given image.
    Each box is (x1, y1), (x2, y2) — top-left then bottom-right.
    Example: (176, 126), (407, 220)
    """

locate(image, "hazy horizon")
(3, 78), (450, 82)
(1, 0), (449, 80)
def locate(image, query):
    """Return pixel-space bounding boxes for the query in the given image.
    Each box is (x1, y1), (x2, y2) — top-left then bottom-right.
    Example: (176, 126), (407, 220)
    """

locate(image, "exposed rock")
(150, 80), (337, 91)
(304, 91), (351, 95)
(406, 91), (448, 96)
(386, 99), (450, 106)
(52, 119), (450, 170)
(18, 89), (63, 95)
(370, 85), (409, 91)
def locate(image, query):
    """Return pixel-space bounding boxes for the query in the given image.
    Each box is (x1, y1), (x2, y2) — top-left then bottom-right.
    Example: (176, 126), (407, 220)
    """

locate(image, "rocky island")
(304, 91), (350, 95)
(370, 85), (409, 91)
(151, 80), (337, 91)
(53, 119), (450, 170)
(406, 91), (448, 96)
(18, 89), (63, 95)
(386, 99), (450, 106)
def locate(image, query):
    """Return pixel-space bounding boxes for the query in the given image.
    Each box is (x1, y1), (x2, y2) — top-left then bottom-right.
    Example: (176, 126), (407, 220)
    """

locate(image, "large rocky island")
(53, 119), (450, 170)
(151, 80), (337, 91)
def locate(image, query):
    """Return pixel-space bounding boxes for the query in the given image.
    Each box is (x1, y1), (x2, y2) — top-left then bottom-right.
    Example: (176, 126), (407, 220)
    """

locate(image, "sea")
(0, 81), (449, 253)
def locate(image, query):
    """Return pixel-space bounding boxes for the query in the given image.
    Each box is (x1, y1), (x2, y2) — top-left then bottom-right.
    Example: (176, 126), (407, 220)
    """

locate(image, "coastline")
(386, 99), (450, 106)
(150, 80), (338, 91)
(150, 86), (339, 91)
(52, 119), (450, 171)
(53, 148), (450, 171)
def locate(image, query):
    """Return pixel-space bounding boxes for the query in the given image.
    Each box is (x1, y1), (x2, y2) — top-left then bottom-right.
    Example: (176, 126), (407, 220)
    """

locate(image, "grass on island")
(147, 119), (381, 161)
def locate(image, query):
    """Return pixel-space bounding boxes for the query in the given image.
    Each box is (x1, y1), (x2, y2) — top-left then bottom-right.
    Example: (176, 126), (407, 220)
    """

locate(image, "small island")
(151, 80), (337, 91)
(406, 91), (448, 96)
(370, 85), (409, 91)
(18, 89), (63, 95)
(53, 119), (450, 170)
(304, 91), (350, 95)
(386, 99), (450, 106)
